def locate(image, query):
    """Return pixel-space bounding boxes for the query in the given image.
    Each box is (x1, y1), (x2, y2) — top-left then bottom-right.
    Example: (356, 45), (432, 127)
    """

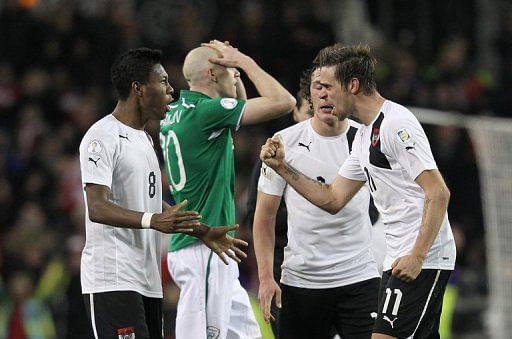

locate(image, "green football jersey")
(160, 90), (246, 252)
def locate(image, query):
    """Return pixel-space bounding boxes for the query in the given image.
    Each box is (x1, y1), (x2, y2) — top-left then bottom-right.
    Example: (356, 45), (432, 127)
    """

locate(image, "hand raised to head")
(201, 39), (248, 68)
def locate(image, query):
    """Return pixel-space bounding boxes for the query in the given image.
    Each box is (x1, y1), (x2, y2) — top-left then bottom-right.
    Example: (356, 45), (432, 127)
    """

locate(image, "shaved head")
(182, 46), (219, 86)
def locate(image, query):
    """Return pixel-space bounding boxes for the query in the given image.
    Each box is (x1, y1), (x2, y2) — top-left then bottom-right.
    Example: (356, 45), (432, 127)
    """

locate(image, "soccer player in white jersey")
(254, 61), (380, 339)
(79, 48), (247, 339)
(260, 44), (456, 339)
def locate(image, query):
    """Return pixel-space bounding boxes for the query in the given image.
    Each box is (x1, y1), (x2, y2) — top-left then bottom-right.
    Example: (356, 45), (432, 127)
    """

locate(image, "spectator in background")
(0, 271), (56, 338)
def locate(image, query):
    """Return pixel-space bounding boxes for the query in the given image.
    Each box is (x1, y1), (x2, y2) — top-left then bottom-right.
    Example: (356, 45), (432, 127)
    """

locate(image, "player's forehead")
(318, 65), (336, 82)
(149, 63), (168, 81)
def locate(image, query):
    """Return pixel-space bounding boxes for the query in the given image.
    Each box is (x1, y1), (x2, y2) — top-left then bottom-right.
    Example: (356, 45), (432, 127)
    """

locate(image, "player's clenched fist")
(260, 136), (285, 169)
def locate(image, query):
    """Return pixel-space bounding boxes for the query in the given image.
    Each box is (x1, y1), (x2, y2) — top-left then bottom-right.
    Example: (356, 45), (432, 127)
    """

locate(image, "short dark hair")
(313, 43), (377, 95)
(110, 48), (163, 100)
(298, 66), (314, 109)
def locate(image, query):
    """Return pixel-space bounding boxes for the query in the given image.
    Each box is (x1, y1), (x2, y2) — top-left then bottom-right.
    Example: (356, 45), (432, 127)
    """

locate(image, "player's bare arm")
(85, 184), (201, 232)
(203, 39), (295, 125)
(234, 69), (247, 100)
(253, 191), (283, 323)
(391, 169), (450, 282)
(260, 137), (364, 214)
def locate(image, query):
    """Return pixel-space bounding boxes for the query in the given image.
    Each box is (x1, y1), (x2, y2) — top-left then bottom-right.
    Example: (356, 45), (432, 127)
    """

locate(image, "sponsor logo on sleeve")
(220, 98), (238, 109)
(396, 128), (412, 143)
(88, 157), (101, 167)
(87, 140), (103, 154)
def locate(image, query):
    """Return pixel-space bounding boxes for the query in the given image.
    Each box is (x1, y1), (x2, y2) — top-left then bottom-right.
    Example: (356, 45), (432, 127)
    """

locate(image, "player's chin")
(154, 108), (167, 120)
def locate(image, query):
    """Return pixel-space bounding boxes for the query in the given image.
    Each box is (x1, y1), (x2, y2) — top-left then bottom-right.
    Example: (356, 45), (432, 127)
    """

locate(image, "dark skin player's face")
(140, 64), (174, 121)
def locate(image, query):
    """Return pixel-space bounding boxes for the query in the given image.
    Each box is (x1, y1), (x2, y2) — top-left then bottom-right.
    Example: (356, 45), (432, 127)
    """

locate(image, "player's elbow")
(428, 184), (451, 208)
(441, 185), (451, 206)
(274, 94), (296, 115)
(285, 94), (297, 111)
(324, 206), (339, 215)
(87, 202), (105, 224)
(321, 199), (344, 215)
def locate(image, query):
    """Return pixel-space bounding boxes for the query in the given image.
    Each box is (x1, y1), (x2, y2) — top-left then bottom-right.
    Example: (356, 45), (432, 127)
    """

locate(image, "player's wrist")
(189, 223), (209, 239)
(141, 212), (154, 229)
(258, 271), (274, 282)
(411, 251), (426, 261)
(237, 55), (256, 71)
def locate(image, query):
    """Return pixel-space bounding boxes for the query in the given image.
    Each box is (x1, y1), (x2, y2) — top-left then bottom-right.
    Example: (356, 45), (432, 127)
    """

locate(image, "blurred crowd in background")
(0, 0), (511, 337)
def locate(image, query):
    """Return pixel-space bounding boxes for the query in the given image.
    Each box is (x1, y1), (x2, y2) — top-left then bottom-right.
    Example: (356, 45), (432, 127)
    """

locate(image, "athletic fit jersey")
(258, 119), (379, 288)
(340, 100), (456, 271)
(79, 114), (163, 298)
(160, 90), (246, 252)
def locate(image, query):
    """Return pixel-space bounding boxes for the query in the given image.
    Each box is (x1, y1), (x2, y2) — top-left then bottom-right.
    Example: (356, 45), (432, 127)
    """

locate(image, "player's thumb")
(272, 134), (283, 145)
(391, 257), (400, 269)
(275, 289), (282, 309)
(224, 224), (239, 232)
(174, 199), (188, 210)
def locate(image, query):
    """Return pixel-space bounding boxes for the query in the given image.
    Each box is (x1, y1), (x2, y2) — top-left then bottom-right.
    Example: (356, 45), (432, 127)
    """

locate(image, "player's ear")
(348, 78), (360, 94)
(133, 81), (143, 96)
(208, 68), (217, 83)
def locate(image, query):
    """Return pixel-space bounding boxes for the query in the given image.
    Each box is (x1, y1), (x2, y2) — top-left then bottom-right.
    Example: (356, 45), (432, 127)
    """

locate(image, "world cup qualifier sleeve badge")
(207, 326), (220, 339)
(117, 326), (135, 339)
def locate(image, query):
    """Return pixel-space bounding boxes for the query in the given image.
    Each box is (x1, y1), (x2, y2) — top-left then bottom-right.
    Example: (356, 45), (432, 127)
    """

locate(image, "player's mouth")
(165, 98), (173, 112)
(320, 105), (335, 114)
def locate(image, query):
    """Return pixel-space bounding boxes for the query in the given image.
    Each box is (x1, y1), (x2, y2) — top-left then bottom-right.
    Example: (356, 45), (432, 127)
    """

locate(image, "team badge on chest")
(371, 128), (380, 147)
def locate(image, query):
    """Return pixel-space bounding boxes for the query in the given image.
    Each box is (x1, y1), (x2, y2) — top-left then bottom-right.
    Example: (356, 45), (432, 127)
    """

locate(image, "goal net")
(412, 107), (512, 339)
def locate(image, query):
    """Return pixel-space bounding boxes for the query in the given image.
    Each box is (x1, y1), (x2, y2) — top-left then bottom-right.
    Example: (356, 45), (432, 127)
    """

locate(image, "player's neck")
(354, 93), (386, 126)
(112, 101), (145, 130)
(311, 115), (348, 137)
(189, 85), (218, 98)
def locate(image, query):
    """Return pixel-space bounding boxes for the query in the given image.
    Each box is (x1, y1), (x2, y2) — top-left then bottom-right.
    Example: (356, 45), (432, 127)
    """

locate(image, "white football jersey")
(340, 100), (456, 271)
(258, 119), (379, 288)
(79, 114), (163, 298)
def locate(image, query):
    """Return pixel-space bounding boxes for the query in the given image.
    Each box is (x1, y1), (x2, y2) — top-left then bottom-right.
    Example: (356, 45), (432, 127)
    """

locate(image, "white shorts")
(168, 243), (261, 339)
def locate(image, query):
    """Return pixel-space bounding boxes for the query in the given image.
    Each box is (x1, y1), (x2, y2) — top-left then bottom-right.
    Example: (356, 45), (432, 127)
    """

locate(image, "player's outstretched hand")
(201, 39), (249, 68)
(199, 224), (248, 265)
(260, 136), (285, 170)
(151, 200), (201, 234)
(258, 278), (282, 323)
(391, 254), (423, 282)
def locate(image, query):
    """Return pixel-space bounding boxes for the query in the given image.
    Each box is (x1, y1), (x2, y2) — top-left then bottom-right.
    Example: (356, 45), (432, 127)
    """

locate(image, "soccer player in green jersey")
(160, 40), (295, 339)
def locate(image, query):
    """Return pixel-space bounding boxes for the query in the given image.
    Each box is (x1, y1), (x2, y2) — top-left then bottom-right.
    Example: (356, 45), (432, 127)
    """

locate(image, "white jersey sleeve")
(339, 129), (366, 182)
(381, 114), (437, 181)
(257, 162), (286, 197)
(79, 127), (117, 188)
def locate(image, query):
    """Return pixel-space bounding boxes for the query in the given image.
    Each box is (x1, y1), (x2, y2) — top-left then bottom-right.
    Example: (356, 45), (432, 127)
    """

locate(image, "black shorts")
(279, 277), (380, 339)
(373, 269), (451, 338)
(83, 291), (162, 339)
